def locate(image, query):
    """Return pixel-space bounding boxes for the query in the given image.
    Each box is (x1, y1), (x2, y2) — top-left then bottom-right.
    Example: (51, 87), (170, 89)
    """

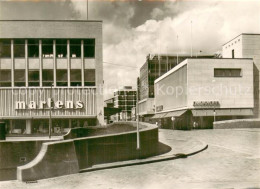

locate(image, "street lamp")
(136, 78), (140, 150)
(49, 83), (54, 139)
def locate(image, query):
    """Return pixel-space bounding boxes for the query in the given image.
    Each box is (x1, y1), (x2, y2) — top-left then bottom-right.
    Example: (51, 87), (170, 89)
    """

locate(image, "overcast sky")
(0, 0), (259, 99)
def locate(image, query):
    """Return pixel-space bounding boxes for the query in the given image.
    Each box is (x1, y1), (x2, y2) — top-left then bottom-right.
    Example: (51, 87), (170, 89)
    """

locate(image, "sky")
(0, 0), (259, 99)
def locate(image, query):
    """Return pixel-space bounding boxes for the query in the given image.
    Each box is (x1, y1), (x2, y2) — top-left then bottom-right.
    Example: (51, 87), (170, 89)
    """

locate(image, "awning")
(192, 109), (254, 117)
(164, 110), (187, 118)
(151, 113), (167, 119)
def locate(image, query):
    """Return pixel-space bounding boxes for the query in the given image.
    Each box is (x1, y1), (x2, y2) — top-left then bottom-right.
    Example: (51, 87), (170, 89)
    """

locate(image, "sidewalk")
(5, 136), (63, 141)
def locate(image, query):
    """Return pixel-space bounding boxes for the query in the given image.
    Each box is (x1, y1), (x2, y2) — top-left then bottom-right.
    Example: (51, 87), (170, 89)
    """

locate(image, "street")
(1, 128), (260, 189)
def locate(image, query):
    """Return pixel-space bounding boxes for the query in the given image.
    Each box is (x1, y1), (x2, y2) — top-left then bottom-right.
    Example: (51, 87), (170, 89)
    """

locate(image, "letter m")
(15, 101), (26, 110)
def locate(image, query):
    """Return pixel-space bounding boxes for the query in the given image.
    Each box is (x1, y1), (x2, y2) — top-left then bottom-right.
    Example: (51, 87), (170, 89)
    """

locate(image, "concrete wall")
(214, 119), (260, 129)
(17, 122), (159, 181)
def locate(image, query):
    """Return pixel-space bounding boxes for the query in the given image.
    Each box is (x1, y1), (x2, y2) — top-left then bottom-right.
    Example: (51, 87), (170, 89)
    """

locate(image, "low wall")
(0, 140), (48, 181)
(214, 119), (260, 129)
(17, 122), (159, 181)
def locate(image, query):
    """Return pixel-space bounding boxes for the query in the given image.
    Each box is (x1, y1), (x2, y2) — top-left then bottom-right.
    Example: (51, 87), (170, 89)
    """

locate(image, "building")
(154, 58), (254, 129)
(0, 20), (104, 135)
(222, 33), (260, 117)
(113, 86), (136, 121)
(138, 54), (214, 123)
(104, 97), (121, 124)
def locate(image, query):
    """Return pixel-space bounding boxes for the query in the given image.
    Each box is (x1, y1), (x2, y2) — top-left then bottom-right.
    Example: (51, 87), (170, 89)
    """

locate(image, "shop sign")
(193, 101), (219, 108)
(15, 98), (84, 110)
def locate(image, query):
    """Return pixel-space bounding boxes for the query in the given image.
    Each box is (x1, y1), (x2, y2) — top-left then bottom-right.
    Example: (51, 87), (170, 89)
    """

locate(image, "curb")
(80, 142), (208, 173)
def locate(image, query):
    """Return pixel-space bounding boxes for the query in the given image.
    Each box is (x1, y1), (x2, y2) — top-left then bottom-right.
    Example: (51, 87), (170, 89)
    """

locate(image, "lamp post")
(49, 83), (54, 139)
(136, 78), (140, 150)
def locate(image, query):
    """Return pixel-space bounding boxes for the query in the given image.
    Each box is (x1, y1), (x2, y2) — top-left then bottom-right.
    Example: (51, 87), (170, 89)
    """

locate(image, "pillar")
(25, 120), (32, 134)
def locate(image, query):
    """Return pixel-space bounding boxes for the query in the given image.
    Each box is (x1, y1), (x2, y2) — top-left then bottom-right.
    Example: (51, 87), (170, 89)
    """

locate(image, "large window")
(14, 69), (25, 86)
(84, 69), (95, 86)
(0, 39), (11, 58)
(42, 70), (54, 86)
(214, 68), (242, 77)
(0, 70), (11, 87)
(70, 69), (82, 86)
(28, 39), (39, 58)
(42, 39), (53, 58)
(28, 70), (39, 86)
(84, 39), (95, 58)
(56, 39), (67, 58)
(56, 69), (67, 86)
(14, 39), (25, 58)
(70, 39), (81, 58)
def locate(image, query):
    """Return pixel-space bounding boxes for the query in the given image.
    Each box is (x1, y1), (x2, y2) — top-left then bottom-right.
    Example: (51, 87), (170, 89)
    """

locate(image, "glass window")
(70, 39), (81, 58)
(214, 68), (242, 77)
(14, 39), (25, 58)
(0, 70), (11, 87)
(42, 39), (53, 58)
(84, 69), (95, 86)
(28, 39), (39, 58)
(84, 39), (95, 58)
(70, 69), (81, 86)
(42, 70), (54, 86)
(56, 39), (67, 58)
(0, 39), (11, 58)
(56, 69), (67, 86)
(14, 69), (25, 86)
(28, 70), (39, 86)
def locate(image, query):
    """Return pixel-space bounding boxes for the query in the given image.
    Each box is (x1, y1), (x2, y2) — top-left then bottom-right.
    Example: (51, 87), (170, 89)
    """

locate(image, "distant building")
(113, 86), (136, 121)
(154, 58), (254, 129)
(222, 33), (260, 117)
(138, 54), (214, 123)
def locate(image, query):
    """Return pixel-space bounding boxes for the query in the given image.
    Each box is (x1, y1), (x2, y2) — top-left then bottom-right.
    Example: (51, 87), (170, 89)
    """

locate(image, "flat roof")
(0, 20), (102, 22)
(222, 33), (260, 46)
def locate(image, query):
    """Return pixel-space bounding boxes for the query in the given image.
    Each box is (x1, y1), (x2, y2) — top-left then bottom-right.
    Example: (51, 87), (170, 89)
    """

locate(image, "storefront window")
(0, 39), (11, 57)
(70, 39), (81, 58)
(84, 39), (95, 58)
(42, 39), (53, 58)
(56, 69), (67, 86)
(28, 39), (39, 58)
(42, 69), (54, 86)
(14, 39), (25, 58)
(12, 120), (26, 134)
(28, 70), (39, 86)
(0, 70), (11, 87)
(14, 69), (25, 86)
(84, 69), (95, 86)
(56, 39), (67, 58)
(70, 69), (81, 86)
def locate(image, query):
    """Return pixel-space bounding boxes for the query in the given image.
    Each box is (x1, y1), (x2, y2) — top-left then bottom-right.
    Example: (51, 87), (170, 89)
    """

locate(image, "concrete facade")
(0, 20), (104, 135)
(222, 33), (260, 117)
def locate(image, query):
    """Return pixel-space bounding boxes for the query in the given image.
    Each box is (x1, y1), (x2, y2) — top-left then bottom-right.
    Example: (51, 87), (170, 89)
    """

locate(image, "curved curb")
(79, 142), (208, 173)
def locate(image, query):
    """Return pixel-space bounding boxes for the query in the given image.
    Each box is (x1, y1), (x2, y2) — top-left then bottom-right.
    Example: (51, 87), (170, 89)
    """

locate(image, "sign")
(156, 105), (163, 112)
(15, 98), (84, 110)
(193, 101), (219, 108)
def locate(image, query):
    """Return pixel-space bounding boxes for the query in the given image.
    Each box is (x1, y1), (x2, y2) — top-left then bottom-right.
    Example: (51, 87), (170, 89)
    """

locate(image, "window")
(14, 70), (25, 86)
(56, 69), (67, 86)
(84, 69), (95, 86)
(28, 39), (39, 58)
(14, 39), (25, 58)
(0, 70), (11, 87)
(56, 39), (67, 58)
(42, 70), (54, 86)
(0, 39), (11, 57)
(70, 69), (81, 86)
(214, 68), (242, 77)
(84, 39), (95, 58)
(70, 39), (81, 58)
(232, 49), (234, 58)
(28, 70), (39, 86)
(42, 39), (53, 58)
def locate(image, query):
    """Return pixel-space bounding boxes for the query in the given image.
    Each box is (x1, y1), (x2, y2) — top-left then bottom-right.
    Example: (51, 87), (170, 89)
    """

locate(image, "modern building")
(0, 20), (104, 135)
(154, 58), (254, 129)
(138, 54), (214, 123)
(113, 86), (136, 121)
(222, 33), (260, 117)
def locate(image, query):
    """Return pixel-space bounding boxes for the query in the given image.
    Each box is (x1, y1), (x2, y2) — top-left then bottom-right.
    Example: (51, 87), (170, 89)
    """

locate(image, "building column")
(25, 120), (32, 134)
(11, 40), (14, 87)
(69, 119), (72, 128)
(81, 40), (84, 87)
(39, 40), (43, 87)
(67, 40), (70, 87)
(53, 40), (57, 87)
(25, 40), (28, 87)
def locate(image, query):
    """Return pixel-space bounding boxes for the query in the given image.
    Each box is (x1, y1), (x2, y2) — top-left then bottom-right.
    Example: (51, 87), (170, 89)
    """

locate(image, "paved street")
(1, 128), (260, 189)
